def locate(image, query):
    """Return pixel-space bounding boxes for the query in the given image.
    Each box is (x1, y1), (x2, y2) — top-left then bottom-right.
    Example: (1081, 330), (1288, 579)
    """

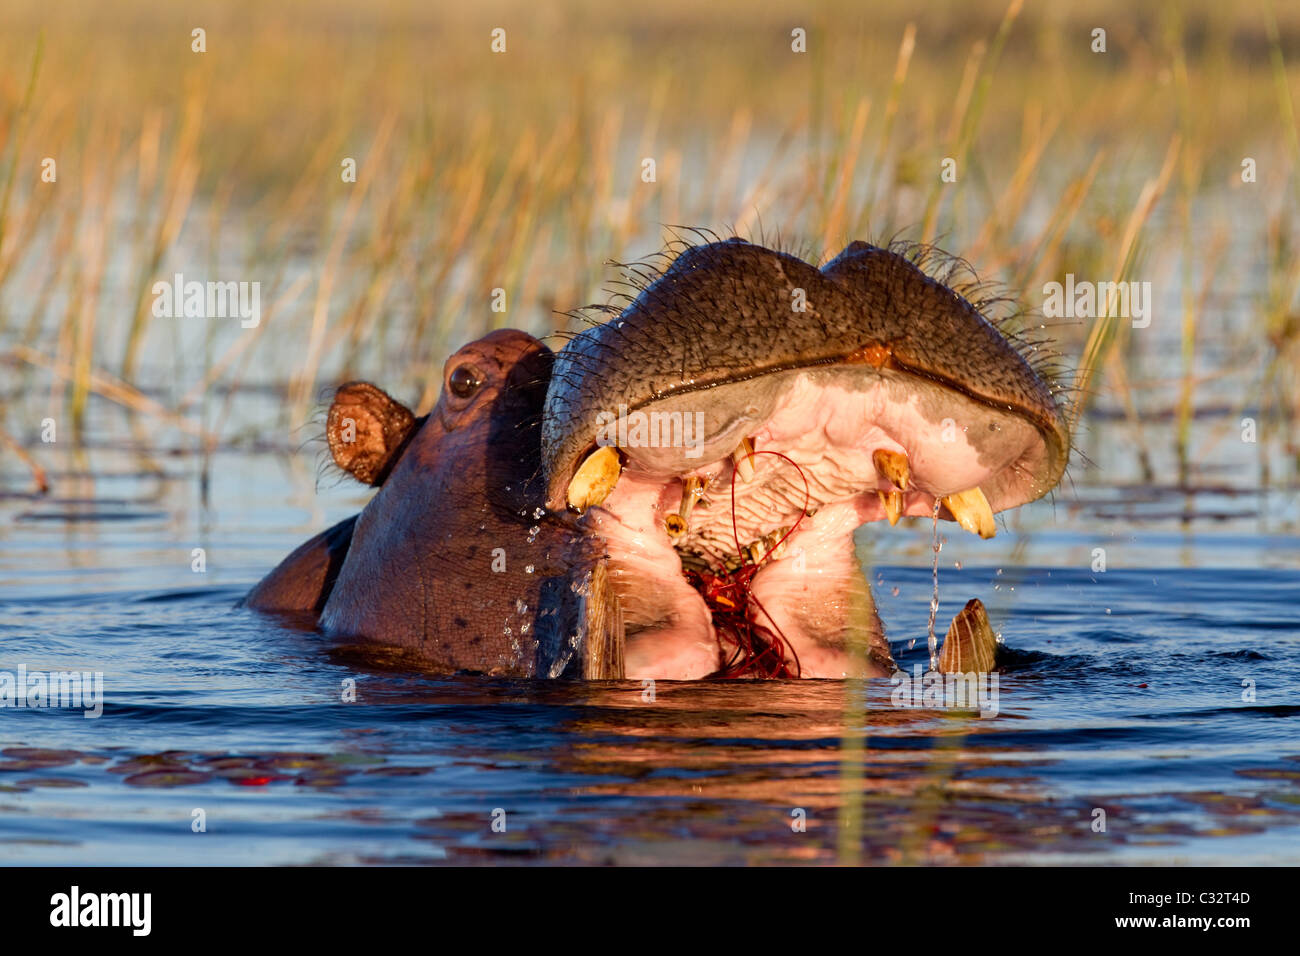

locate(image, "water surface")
(2, 436), (1297, 866)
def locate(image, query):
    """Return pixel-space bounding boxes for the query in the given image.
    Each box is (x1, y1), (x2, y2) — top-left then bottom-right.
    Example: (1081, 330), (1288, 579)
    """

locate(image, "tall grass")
(0, 0), (1294, 492)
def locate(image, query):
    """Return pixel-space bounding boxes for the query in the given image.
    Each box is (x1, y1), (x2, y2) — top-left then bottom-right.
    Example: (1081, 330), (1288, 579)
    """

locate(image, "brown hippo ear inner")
(327, 383), (418, 486)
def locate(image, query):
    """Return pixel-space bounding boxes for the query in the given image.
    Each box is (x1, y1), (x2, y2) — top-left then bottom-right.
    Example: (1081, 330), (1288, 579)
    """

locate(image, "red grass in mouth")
(686, 450), (811, 680)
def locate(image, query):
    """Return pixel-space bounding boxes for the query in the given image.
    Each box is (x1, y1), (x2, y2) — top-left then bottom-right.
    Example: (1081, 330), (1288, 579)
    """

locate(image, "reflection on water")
(0, 442), (1298, 865)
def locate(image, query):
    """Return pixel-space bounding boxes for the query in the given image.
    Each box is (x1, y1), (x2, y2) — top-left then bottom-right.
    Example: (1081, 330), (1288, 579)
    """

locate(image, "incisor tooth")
(566, 446), (621, 512)
(679, 476), (703, 515)
(877, 490), (904, 526)
(942, 486), (996, 539)
(732, 437), (756, 483)
(872, 448), (911, 491)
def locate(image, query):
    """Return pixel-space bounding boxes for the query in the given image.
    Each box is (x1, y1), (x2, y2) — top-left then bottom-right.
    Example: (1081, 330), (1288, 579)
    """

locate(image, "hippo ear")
(326, 383), (418, 486)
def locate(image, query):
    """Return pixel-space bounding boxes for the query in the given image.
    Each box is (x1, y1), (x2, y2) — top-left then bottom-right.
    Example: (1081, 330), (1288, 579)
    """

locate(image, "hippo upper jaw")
(541, 238), (1071, 680)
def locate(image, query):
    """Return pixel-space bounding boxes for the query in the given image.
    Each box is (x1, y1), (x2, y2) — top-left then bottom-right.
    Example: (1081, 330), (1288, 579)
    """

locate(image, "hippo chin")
(247, 238), (1070, 681)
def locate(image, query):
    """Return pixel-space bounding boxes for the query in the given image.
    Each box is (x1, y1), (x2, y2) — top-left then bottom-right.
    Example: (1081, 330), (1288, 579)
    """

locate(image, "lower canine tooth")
(732, 437), (756, 483)
(941, 487), (996, 539)
(937, 598), (997, 674)
(872, 448), (911, 490)
(877, 490), (904, 526)
(566, 446), (621, 512)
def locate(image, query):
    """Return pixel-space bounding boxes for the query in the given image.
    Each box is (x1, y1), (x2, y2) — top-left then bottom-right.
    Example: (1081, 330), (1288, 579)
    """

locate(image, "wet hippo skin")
(247, 330), (620, 677)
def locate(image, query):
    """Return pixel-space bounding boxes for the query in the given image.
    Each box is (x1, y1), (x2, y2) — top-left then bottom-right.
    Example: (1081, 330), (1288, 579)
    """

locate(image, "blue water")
(1, 448), (1298, 864)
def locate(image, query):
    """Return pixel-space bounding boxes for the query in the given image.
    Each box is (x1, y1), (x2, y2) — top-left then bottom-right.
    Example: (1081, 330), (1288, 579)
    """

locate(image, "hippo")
(246, 237), (1069, 681)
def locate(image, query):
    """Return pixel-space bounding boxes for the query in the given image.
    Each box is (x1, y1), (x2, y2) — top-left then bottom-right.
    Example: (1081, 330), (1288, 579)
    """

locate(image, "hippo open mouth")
(247, 235), (1070, 682)
(542, 238), (1070, 680)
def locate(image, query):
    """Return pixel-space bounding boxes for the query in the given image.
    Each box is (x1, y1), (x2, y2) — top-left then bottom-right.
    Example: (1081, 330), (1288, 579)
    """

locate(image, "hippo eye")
(448, 365), (482, 399)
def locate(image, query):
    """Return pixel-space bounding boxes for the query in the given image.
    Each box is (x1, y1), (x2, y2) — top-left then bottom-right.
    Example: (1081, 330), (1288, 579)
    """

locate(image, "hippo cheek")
(540, 238), (1070, 680)
(314, 330), (592, 678)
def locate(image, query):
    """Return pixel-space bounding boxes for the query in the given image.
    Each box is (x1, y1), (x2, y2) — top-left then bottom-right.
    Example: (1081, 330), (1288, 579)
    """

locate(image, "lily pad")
(123, 770), (213, 788)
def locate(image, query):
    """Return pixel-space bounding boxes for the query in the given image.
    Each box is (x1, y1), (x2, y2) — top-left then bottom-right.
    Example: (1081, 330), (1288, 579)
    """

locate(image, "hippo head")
(541, 238), (1069, 679)
(248, 237), (1068, 682)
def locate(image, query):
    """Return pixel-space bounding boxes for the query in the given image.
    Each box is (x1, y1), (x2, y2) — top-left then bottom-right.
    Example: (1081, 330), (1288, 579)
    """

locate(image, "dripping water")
(927, 498), (943, 670)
